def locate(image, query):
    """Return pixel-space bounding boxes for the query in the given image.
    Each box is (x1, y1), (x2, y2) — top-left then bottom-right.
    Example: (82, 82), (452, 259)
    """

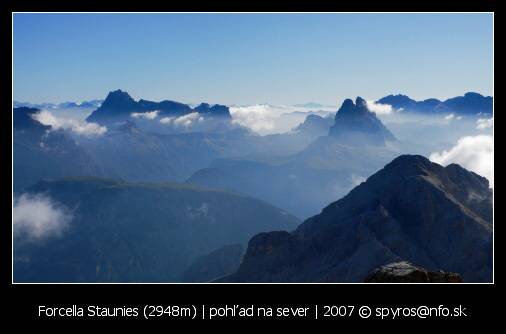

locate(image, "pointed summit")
(194, 103), (232, 119)
(329, 97), (396, 145)
(86, 90), (139, 124)
(355, 96), (367, 109)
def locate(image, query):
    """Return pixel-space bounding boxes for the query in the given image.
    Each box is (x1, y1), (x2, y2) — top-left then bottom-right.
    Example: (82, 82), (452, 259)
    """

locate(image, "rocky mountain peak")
(224, 154), (492, 283)
(328, 97), (396, 144)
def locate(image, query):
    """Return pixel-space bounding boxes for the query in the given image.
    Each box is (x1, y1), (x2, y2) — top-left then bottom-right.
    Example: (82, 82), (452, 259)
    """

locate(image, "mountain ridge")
(86, 89), (232, 124)
(221, 154), (492, 283)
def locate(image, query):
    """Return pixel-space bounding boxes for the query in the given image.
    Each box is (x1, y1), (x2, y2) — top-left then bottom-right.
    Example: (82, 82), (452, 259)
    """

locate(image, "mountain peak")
(355, 96), (367, 108)
(329, 97), (396, 144)
(381, 154), (435, 176)
(102, 89), (136, 107)
(337, 98), (356, 114)
(225, 154), (492, 283)
(194, 103), (232, 118)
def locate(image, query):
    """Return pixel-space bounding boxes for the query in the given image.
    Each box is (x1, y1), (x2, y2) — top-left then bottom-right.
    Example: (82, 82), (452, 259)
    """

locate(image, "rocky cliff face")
(223, 155), (492, 283)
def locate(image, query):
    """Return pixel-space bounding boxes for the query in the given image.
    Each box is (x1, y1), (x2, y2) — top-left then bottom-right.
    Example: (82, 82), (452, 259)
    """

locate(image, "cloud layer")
(366, 101), (394, 115)
(13, 194), (72, 240)
(32, 110), (107, 136)
(229, 104), (335, 135)
(429, 135), (494, 187)
(159, 112), (204, 127)
(476, 118), (493, 130)
(131, 110), (160, 120)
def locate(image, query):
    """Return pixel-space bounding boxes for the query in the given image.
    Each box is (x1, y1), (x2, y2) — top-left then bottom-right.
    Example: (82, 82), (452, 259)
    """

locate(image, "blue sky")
(13, 13), (493, 105)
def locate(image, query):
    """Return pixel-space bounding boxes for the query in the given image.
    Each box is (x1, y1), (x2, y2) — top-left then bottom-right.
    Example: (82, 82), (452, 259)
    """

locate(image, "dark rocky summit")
(86, 90), (232, 124)
(364, 261), (463, 283)
(194, 103), (232, 119)
(222, 155), (492, 283)
(328, 97), (396, 145)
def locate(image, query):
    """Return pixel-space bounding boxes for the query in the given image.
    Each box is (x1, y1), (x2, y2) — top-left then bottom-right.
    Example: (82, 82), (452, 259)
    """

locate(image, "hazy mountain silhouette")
(13, 107), (105, 192)
(14, 178), (298, 282)
(377, 92), (492, 114)
(188, 98), (400, 218)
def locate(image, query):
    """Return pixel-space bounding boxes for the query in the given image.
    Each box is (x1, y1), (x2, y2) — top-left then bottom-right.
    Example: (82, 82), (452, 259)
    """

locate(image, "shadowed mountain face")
(182, 244), (244, 282)
(13, 107), (105, 192)
(377, 92), (493, 115)
(294, 114), (334, 136)
(86, 90), (231, 124)
(329, 97), (396, 145)
(14, 178), (299, 283)
(222, 155), (492, 283)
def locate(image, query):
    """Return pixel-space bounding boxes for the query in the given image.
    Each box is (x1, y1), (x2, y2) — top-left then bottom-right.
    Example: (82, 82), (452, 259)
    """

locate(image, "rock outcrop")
(364, 261), (463, 283)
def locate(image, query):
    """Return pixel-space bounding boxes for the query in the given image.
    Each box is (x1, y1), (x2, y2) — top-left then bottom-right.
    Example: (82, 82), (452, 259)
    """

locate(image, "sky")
(13, 13), (493, 105)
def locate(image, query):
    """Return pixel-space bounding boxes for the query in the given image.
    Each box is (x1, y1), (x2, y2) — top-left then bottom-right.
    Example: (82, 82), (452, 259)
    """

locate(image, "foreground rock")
(364, 261), (463, 283)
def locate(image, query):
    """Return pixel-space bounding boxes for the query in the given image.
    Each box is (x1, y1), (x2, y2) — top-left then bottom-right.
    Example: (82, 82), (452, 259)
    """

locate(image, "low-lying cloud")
(159, 112), (204, 127)
(131, 110), (160, 120)
(444, 113), (463, 121)
(366, 101), (394, 115)
(13, 193), (72, 240)
(476, 118), (493, 130)
(32, 110), (107, 136)
(429, 135), (493, 187)
(229, 104), (335, 135)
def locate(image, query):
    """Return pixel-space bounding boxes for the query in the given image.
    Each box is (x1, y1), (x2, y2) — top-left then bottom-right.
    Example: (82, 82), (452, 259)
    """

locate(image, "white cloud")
(32, 110), (107, 136)
(229, 104), (277, 134)
(476, 118), (493, 130)
(366, 101), (394, 115)
(174, 112), (203, 126)
(159, 112), (203, 127)
(443, 113), (463, 122)
(159, 116), (175, 124)
(429, 135), (494, 187)
(228, 103), (337, 135)
(13, 194), (72, 240)
(131, 110), (160, 120)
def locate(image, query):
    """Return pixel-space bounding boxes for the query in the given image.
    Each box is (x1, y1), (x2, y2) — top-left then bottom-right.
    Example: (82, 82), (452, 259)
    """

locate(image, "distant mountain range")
(14, 178), (298, 282)
(377, 92), (492, 114)
(14, 91), (491, 124)
(221, 155), (492, 282)
(86, 90), (232, 124)
(13, 100), (103, 110)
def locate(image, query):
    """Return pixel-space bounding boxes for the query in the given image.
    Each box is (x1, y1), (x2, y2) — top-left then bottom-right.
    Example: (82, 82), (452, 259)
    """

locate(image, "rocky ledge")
(364, 261), (463, 283)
